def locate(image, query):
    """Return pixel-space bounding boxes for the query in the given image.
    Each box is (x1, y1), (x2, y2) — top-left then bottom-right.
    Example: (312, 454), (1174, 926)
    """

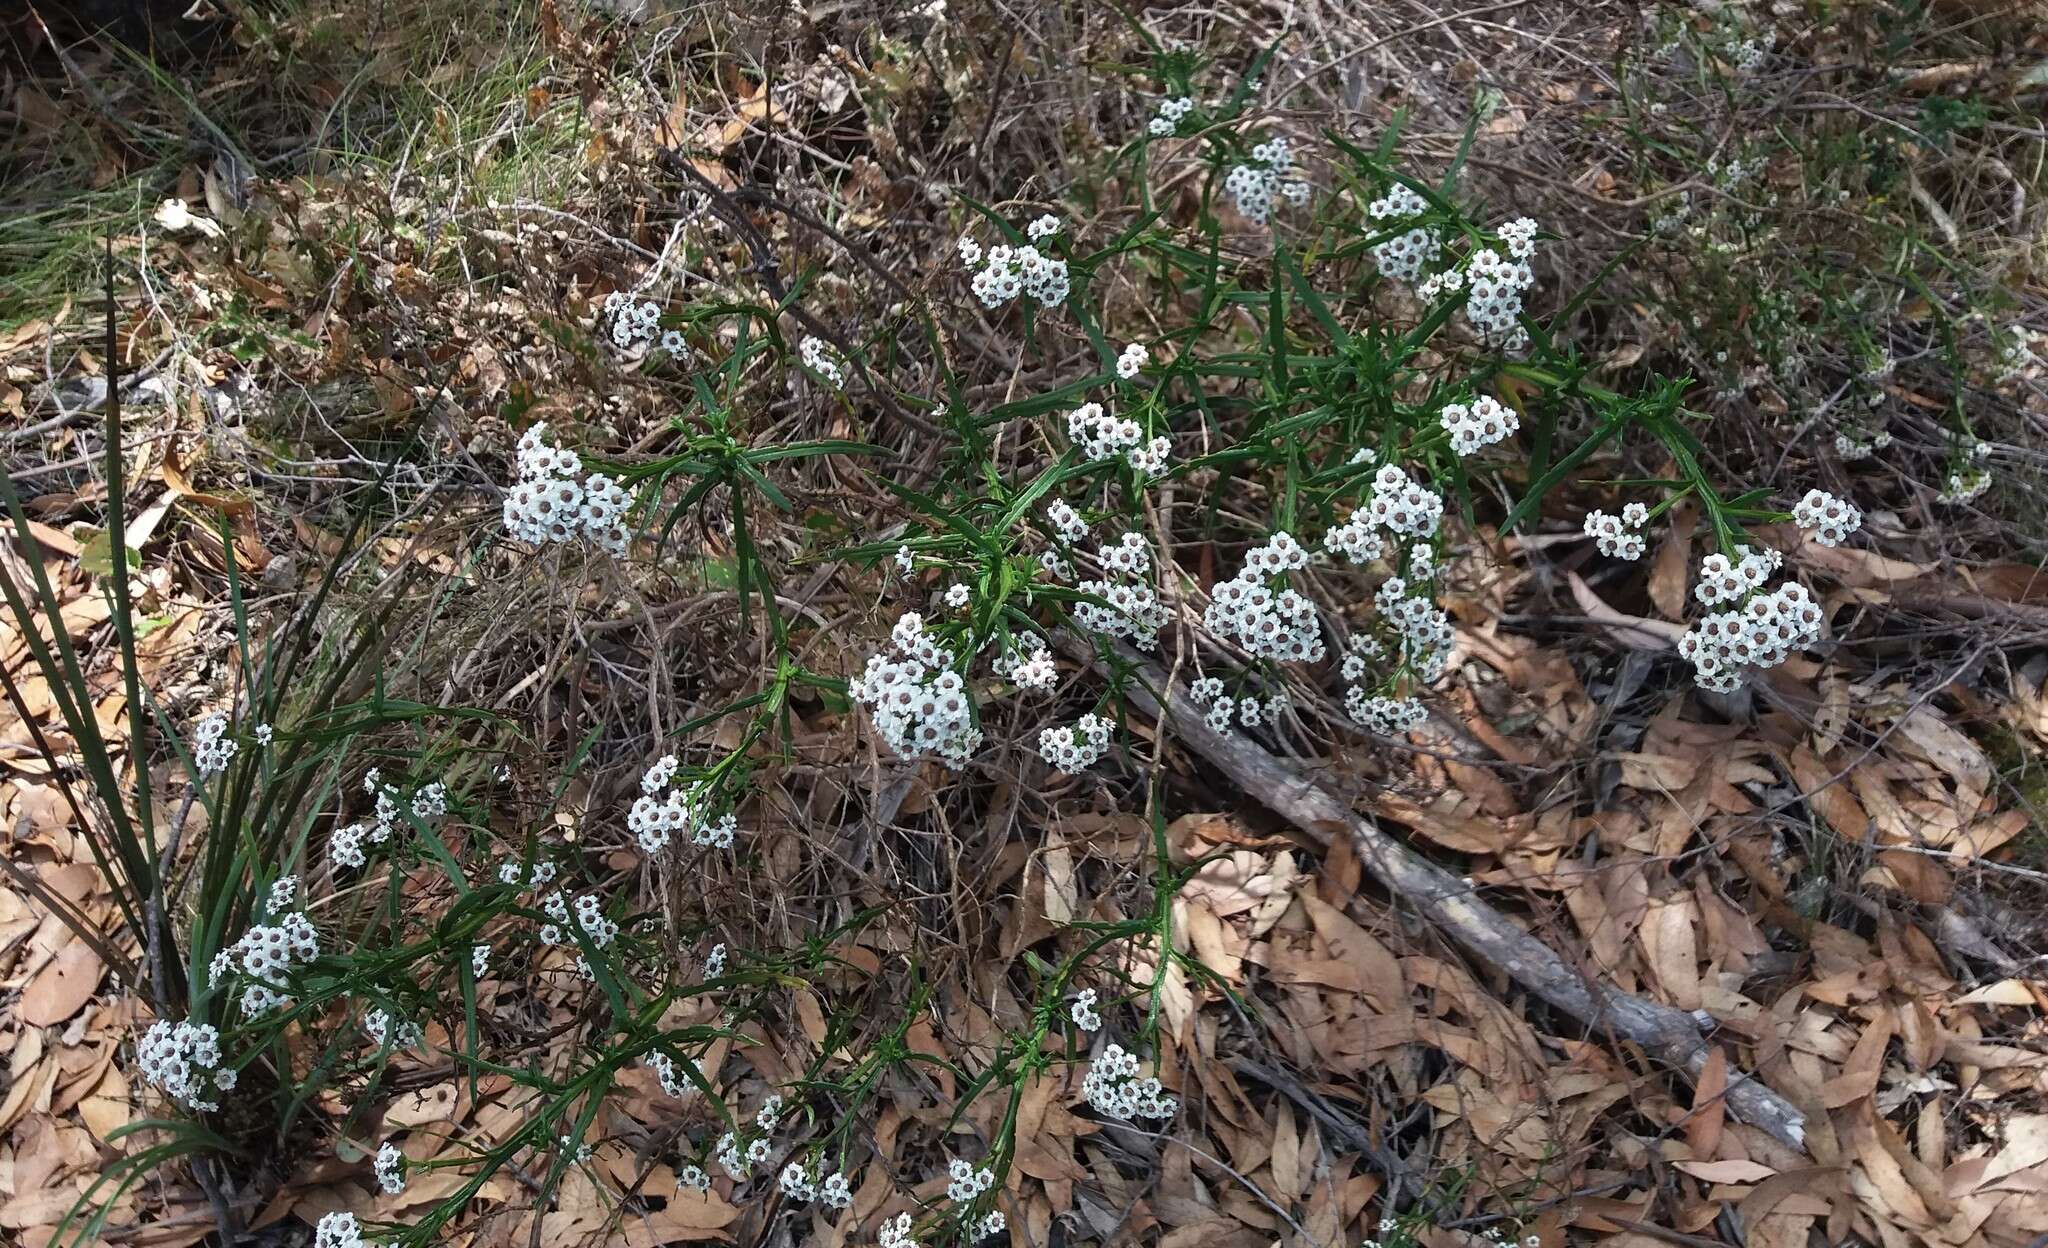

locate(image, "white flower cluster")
(332, 770), (451, 870)
(1582, 503), (1650, 560)
(1145, 95), (1195, 137)
(1693, 546), (1781, 607)
(1072, 570), (1169, 646)
(851, 612), (982, 767)
(1832, 429), (1891, 460)
(1680, 581), (1823, 693)
(1082, 1043), (1177, 1120)
(471, 943), (490, 978)
(1225, 137), (1309, 226)
(192, 712), (239, 776)
(946, 1159), (995, 1202)
(363, 1006), (423, 1050)
(1073, 527), (1169, 651)
(679, 1164), (710, 1191)
(1733, 29), (1776, 73)
(316, 1212), (372, 1248)
(1201, 531), (1325, 663)
(497, 858), (558, 888)
(1997, 325), (2034, 381)
(1336, 579), (1452, 735)
(1066, 402), (1171, 475)
(1116, 342), (1148, 379)
(779, 1157), (852, 1210)
(138, 1018), (235, 1111)
(503, 423), (631, 555)
(1038, 713), (1113, 771)
(1098, 532), (1150, 577)
(602, 292), (664, 351)
(1939, 468), (1992, 505)
(781, 1161), (816, 1201)
(974, 1212), (1007, 1239)
(1367, 184), (1441, 282)
(702, 943), (726, 977)
(628, 754), (737, 854)
(962, 234), (1070, 310)
(879, 1212), (919, 1248)
(1363, 464), (1445, 539)
(1461, 241), (1538, 349)
(1439, 395), (1520, 456)
(1791, 489), (1861, 547)
(1070, 988), (1101, 1031)
(1374, 576), (1456, 682)
(1366, 1223), (1537, 1248)
(1189, 676), (1287, 733)
(1046, 500), (1087, 543)
(1345, 689), (1429, 735)
(649, 1051), (696, 1099)
(375, 1141), (405, 1194)
(208, 910), (320, 1014)
(715, 1129), (772, 1180)
(539, 891), (619, 977)
(821, 1171), (854, 1209)
(993, 645), (1058, 692)
(799, 336), (846, 388)
(1650, 191), (1693, 235)
(1324, 511), (1386, 564)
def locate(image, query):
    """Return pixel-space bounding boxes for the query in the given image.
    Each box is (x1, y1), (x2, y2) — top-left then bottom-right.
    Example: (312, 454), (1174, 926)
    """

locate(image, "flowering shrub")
(13, 16), (2035, 1248)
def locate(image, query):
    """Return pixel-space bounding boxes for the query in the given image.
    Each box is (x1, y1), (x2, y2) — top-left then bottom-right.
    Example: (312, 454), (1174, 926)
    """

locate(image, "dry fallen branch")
(1062, 634), (1810, 1150)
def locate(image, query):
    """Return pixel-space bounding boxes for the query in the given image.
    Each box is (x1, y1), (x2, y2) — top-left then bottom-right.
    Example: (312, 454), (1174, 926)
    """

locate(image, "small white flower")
(879, 1212), (919, 1248)
(944, 584), (971, 610)
(819, 1171), (854, 1209)
(780, 1160), (817, 1202)
(1791, 488), (1861, 547)
(374, 1141), (406, 1194)
(945, 1158), (995, 1201)
(315, 1212), (363, 1248)
(799, 335), (847, 388)
(1116, 342), (1149, 380)
(1070, 988), (1102, 1031)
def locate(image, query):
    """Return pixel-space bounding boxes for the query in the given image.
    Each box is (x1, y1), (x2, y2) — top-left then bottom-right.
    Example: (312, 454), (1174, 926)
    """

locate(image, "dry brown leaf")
(386, 1082), (459, 1128)
(1649, 503), (1695, 619)
(1299, 895), (1406, 1015)
(1893, 707), (1991, 812)
(17, 938), (103, 1027)
(1686, 1046), (1728, 1158)
(1674, 1158), (1777, 1183)
(1640, 895), (1701, 1011)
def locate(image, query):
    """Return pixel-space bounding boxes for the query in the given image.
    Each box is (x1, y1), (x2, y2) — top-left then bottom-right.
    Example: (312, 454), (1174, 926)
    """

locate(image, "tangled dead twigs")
(1059, 632), (1811, 1150)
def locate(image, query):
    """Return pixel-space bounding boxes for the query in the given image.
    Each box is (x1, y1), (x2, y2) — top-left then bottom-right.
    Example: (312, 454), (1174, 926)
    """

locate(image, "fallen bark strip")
(1063, 635), (1809, 1150)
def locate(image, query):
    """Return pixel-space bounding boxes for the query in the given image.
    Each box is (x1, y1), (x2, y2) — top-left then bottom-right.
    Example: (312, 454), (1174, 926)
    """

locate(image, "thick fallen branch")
(1063, 636), (1808, 1150)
